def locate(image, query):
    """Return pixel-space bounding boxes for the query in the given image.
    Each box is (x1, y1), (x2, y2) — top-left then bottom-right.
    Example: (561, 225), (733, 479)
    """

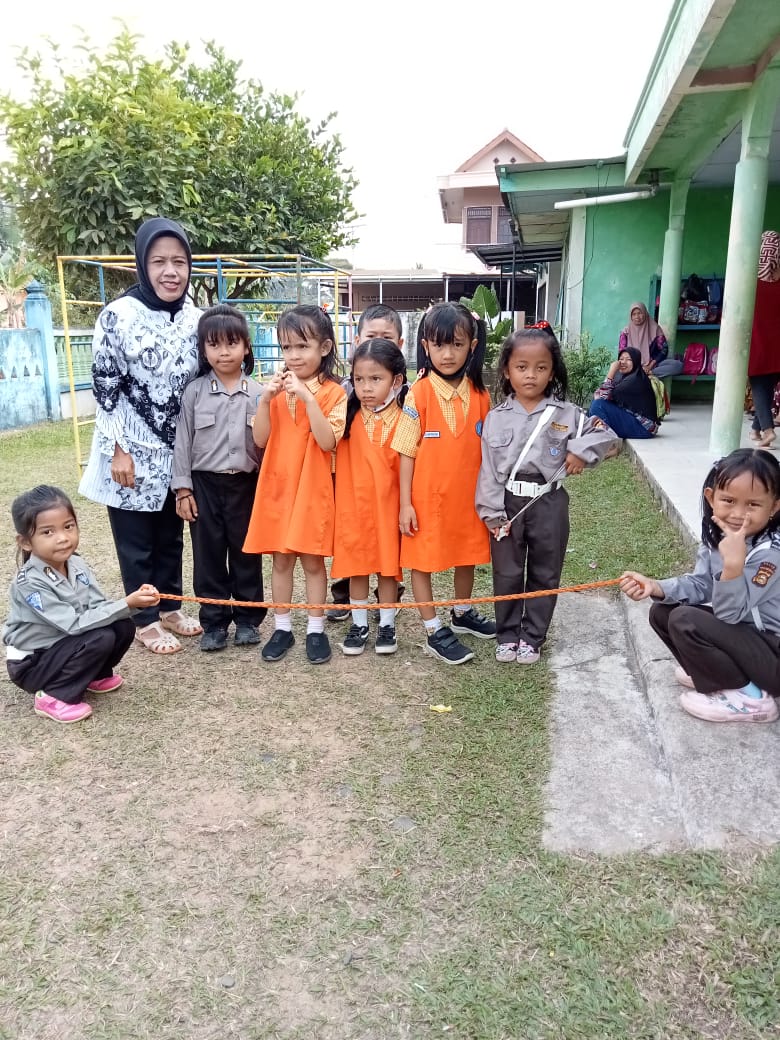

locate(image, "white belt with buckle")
(505, 479), (561, 498)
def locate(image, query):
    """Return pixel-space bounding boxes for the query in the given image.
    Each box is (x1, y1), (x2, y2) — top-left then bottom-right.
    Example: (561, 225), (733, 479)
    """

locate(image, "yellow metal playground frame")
(56, 253), (353, 474)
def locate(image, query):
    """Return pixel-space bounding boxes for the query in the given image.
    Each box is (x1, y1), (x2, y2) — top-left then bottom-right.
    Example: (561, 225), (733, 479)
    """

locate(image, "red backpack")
(705, 347), (718, 375)
(682, 342), (707, 376)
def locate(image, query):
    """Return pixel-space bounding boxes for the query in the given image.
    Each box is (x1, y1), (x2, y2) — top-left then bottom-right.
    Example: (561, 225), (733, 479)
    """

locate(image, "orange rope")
(157, 577), (621, 611)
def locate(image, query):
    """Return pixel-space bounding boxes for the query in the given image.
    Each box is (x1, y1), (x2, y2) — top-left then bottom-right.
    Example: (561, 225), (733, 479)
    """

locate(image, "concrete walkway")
(544, 403), (780, 853)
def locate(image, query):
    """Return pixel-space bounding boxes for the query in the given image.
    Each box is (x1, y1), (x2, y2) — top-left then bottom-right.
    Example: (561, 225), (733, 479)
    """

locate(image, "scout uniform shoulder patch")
(753, 561), (776, 586)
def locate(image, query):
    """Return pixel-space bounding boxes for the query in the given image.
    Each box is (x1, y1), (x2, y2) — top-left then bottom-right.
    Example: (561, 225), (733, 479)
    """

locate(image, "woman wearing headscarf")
(588, 347), (660, 439)
(748, 230), (780, 450)
(619, 302), (683, 378)
(80, 217), (203, 654)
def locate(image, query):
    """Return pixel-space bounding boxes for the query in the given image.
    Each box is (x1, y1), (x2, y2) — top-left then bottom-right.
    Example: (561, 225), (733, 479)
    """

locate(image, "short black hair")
(197, 304), (254, 375)
(357, 304), (403, 339)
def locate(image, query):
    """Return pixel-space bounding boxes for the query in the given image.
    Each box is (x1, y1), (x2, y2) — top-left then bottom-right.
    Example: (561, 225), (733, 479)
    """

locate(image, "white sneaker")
(495, 642), (518, 663)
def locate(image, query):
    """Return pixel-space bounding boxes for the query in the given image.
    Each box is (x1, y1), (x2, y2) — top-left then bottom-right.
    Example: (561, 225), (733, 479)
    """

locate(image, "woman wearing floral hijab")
(80, 217), (203, 653)
(748, 230), (780, 450)
(618, 302), (683, 378)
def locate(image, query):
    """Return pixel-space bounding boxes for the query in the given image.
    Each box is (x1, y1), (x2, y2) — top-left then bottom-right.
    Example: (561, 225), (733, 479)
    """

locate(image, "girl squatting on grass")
(476, 323), (619, 664)
(392, 302), (496, 665)
(621, 449), (780, 723)
(332, 338), (408, 656)
(243, 305), (347, 666)
(2, 486), (160, 724)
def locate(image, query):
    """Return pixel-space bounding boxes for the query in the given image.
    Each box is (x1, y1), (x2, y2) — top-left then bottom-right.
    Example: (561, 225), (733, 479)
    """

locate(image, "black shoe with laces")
(261, 629), (295, 662)
(306, 631), (332, 664)
(200, 628), (228, 652)
(375, 625), (397, 655)
(340, 624), (369, 656)
(449, 608), (497, 639)
(426, 625), (474, 664)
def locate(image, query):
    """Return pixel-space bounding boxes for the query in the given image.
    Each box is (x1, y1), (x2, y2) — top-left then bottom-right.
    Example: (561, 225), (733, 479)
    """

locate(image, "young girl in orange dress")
(392, 303), (496, 665)
(244, 306), (347, 666)
(332, 339), (407, 657)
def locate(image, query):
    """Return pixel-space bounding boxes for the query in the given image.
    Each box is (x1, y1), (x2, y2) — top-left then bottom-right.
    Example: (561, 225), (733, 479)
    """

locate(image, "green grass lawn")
(0, 422), (777, 1040)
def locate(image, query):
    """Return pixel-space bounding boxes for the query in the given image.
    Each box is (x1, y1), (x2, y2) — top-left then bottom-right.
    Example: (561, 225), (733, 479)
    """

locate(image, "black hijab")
(123, 217), (192, 318)
(611, 347), (658, 422)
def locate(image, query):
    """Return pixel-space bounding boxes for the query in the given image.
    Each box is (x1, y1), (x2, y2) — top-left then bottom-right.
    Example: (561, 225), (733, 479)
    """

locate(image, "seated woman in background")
(619, 302), (683, 378)
(589, 347), (660, 439)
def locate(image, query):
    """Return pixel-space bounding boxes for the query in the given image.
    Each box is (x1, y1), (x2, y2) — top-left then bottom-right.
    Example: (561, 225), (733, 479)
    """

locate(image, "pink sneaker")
(34, 691), (92, 724)
(679, 688), (779, 723)
(495, 642), (518, 663)
(674, 666), (695, 689)
(516, 640), (540, 664)
(86, 674), (124, 694)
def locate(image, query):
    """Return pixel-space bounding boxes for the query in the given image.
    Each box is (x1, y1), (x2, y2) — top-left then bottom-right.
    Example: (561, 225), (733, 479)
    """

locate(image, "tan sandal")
(757, 430), (777, 450)
(135, 621), (182, 655)
(159, 610), (203, 637)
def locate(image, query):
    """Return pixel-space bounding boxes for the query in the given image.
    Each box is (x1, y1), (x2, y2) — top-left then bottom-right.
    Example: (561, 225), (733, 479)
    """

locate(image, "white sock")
(379, 608), (396, 627)
(453, 604), (470, 617)
(351, 599), (369, 628)
(275, 613), (292, 632)
(424, 616), (442, 635)
(307, 615), (325, 634)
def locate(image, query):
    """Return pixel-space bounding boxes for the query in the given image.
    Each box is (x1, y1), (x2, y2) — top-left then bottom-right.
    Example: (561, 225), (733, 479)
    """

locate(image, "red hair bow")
(527, 320), (553, 331)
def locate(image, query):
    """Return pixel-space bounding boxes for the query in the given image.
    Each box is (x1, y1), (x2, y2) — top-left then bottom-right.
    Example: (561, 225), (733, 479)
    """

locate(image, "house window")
(497, 206), (513, 244)
(466, 207), (492, 245)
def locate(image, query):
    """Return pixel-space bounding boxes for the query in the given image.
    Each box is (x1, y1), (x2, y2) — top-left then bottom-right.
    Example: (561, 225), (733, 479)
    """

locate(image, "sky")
(0, 0), (677, 271)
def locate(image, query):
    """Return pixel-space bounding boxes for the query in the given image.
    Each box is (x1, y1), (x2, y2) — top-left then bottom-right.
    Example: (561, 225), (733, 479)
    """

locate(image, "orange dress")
(243, 380), (346, 556)
(399, 378), (490, 572)
(331, 405), (402, 581)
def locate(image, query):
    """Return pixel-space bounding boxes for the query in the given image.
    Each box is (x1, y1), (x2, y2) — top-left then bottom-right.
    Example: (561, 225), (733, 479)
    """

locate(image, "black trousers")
(190, 471), (266, 629)
(108, 494), (183, 627)
(649, 602), (780, 696)
(7, 620), (135, 704)
(491, 485), (569, 649)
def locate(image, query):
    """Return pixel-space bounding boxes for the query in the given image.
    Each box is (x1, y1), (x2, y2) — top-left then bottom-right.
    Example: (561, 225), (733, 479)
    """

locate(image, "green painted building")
(497, 0), (780, 454)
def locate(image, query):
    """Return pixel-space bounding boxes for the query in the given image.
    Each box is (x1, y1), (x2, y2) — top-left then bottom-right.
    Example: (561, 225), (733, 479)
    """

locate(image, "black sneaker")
(340, 624), (369, 656)
(261, 629), (295, 662)
(200, 628), (228, 652)
(326, 604), (350, 622)
(450, 608), (497, 639)
(375, 625), (397, 655)
(234, 623), (261, 646)
(306, 632), (332, 664)
(426, 626), (474, 664)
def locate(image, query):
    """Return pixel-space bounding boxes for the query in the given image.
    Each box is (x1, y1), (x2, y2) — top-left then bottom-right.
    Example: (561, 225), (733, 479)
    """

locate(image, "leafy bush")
(562, 332), (613, 408)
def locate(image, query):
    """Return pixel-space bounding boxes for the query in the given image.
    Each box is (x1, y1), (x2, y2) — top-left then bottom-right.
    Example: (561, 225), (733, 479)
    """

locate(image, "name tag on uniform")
(424, 431), (440, 439)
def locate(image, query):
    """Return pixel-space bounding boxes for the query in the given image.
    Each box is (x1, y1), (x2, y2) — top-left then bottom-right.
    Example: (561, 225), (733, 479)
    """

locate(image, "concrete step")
(543, 591), (780, 853)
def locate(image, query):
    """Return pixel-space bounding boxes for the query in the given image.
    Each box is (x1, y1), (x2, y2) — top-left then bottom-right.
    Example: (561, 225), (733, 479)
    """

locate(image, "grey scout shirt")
(2, 554), (132, 656)
(171, 373), (263, 491)
(475, 395), (620, 528)
(658, 533), (780, 635)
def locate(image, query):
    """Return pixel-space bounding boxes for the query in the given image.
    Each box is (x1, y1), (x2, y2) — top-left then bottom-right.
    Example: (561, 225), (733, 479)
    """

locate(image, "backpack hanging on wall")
(681, 273), (707, 301)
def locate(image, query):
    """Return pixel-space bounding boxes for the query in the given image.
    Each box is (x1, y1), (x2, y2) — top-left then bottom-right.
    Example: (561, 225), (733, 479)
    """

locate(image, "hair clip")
(527, 320), (553, 331)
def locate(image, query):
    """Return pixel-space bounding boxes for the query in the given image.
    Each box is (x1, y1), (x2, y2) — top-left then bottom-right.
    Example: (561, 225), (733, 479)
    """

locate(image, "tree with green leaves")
(0, 31), (358, 301)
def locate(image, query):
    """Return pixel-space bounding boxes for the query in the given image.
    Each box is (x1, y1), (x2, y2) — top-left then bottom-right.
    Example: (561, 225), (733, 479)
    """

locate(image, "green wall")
(580, 185), (780, 352)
